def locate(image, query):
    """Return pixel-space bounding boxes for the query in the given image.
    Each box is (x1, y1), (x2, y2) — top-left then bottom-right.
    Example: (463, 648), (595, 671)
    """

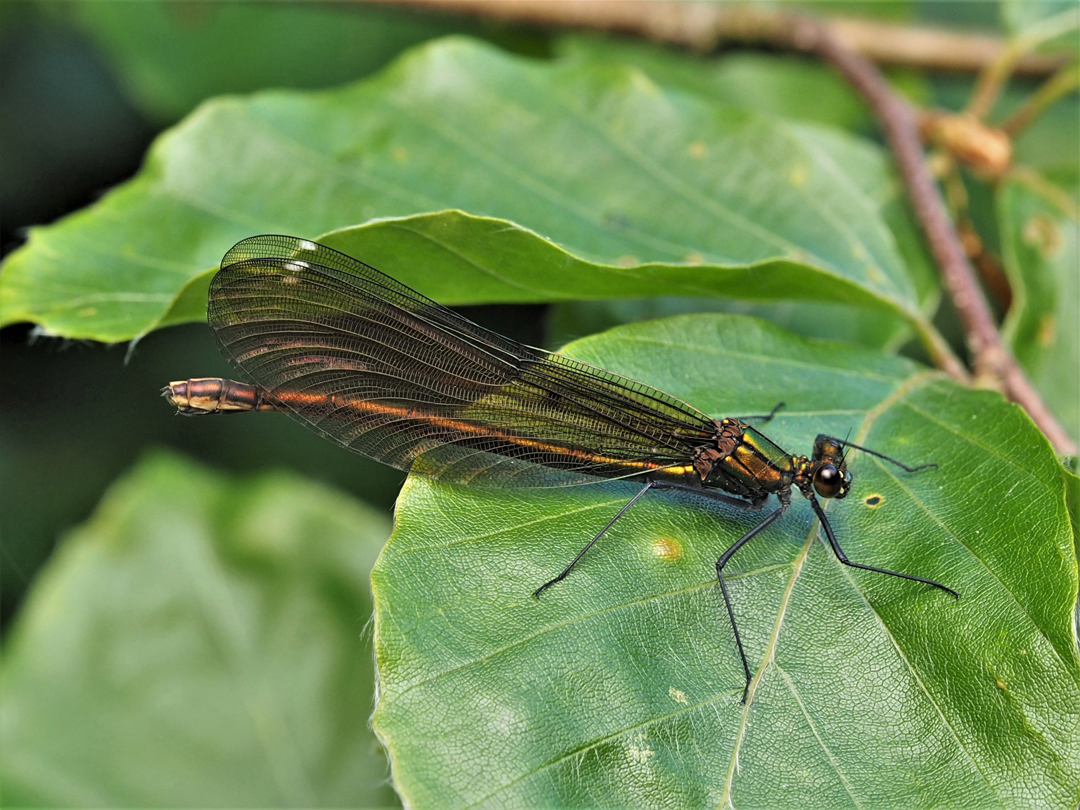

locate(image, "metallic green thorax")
(693, 420), (852, 505)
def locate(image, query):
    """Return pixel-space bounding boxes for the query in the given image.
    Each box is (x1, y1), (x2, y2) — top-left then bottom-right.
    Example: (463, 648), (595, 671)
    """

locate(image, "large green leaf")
(372, 314), (1080, 808)
(998, 177), (1079, 443)
(0, 38), (930, 345)
(545, 43), (938, 351)
(0, 452), (397, 808)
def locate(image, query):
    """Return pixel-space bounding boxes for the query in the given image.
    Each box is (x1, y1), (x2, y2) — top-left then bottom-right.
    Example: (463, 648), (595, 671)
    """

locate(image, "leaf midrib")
(720, 371), (1001, 807)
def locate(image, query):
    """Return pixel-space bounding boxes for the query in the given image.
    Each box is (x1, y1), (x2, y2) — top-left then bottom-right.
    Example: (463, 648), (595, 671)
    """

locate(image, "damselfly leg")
(736, 402), (785, 424)
(715, 498), (791, 703)
(718, 493), (959, 704)
(807, 496), (959, 599)
(533, 481), (661, 597)
(533, 480), (762, 598)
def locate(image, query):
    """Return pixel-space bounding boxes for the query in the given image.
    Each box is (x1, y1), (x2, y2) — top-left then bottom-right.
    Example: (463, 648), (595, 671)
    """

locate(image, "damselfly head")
(808, 435), (852, 500)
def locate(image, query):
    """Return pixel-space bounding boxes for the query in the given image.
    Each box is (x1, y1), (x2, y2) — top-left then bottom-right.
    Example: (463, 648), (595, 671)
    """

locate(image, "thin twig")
(1002, 62), (1080, 137)
(368, 0), (1072, 75)
(826, 17), (1070, 77)
(967, 41), (1028, 120)
(967, 6), (1080, 120)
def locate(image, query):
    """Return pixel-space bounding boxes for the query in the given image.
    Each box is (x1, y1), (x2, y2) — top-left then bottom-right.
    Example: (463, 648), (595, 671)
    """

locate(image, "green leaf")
(0, 451), (396, 808)
(540, 129), (939, 351)
(998, 177), (1079, 443)
(372, 314), (1080, 808)
(547, 295), (910, 354)
(1, 38), (929, 344)
(545, 41), (938, 350)
(1063, 460), (1080, 570)
(58, 1), (475, 122)
(556, 43), (876, 131)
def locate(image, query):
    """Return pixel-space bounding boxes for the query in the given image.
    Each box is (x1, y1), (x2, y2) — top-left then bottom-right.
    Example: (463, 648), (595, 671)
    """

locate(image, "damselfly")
(164, 235), (958, 702)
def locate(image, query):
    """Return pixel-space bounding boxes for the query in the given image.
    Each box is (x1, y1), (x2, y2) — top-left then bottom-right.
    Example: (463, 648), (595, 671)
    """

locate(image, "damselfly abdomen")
(164, 235), (958, 702)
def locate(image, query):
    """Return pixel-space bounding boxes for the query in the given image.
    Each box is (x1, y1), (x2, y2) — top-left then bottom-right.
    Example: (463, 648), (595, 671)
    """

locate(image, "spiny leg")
(716, 502), (789, 703)
(808, 496), (959, 599)
(533, 481), (659, 598)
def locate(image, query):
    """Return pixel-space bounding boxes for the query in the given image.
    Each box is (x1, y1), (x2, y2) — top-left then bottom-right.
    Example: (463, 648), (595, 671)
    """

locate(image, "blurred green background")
(1, 1), (1075, 807)
(0, 3), (551, 805)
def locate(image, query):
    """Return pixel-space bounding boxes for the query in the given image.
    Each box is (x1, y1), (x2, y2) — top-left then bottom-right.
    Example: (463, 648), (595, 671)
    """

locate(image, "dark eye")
(813, 464), (842, 498)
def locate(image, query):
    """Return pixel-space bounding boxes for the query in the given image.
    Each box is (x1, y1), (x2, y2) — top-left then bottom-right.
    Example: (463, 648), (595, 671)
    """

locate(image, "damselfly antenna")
(825, 436), (938, 473)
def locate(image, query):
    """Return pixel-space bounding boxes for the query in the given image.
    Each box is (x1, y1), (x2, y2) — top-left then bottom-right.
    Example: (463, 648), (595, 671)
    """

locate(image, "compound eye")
(813, 464), (842, 498)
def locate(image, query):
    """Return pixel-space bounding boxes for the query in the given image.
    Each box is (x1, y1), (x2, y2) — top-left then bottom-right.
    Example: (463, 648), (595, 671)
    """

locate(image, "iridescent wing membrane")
(209, 235), (717, 487)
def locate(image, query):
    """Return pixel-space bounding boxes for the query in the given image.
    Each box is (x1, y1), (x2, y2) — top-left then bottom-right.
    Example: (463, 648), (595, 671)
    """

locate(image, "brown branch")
(369, 0), (1072, 75)
(826, 17), (1071, 77)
